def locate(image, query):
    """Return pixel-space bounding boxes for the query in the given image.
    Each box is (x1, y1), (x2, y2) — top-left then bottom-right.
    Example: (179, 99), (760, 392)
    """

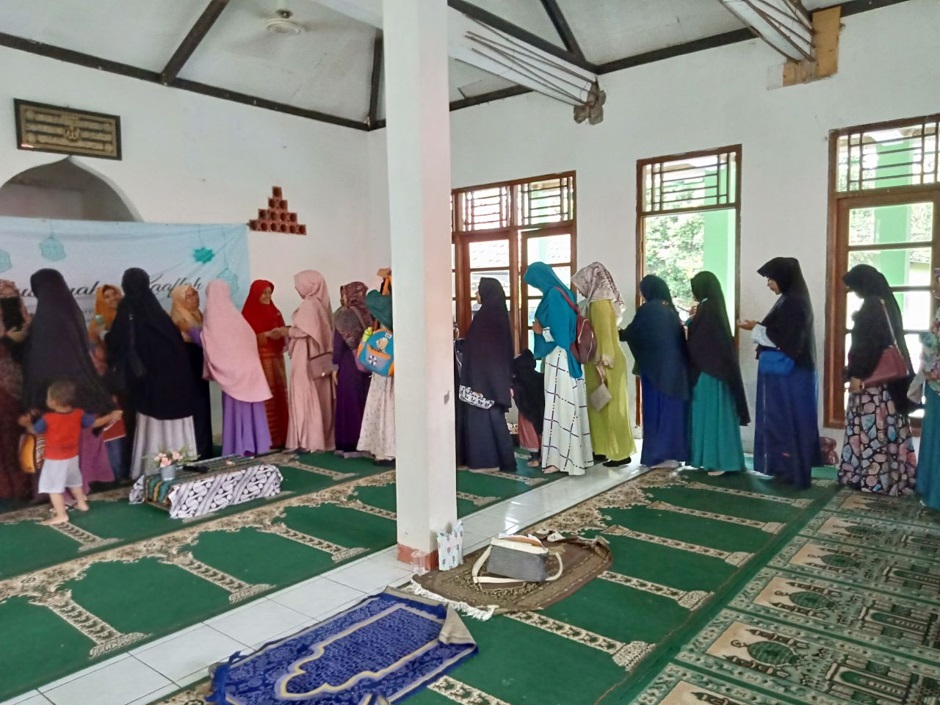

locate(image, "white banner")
(0, 216), (250, 319)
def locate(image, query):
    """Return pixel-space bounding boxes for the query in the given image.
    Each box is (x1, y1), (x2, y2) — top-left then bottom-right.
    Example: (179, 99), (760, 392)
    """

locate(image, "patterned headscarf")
(572, 262), (625, 322)
(334, 281), (370, 350)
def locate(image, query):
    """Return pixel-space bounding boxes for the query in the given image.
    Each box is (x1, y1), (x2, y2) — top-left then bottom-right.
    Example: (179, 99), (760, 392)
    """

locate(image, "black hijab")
(843, 264), (916, 414)
(22, 269), (114, 413)
(460, 278), (513, 409)
(107, 268), (194, 420)
(621, 275), (690, 400)
(756, 257), (816, 369)
(688, 272), (749, 425)
(512, 349), (544, 435)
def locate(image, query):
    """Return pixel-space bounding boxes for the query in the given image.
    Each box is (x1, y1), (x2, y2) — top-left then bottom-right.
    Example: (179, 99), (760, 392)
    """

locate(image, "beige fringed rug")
(410, 534), (612, 620)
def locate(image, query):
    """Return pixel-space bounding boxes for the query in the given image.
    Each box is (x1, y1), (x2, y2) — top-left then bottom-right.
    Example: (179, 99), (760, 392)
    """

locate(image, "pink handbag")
(863, 299), (908, 386)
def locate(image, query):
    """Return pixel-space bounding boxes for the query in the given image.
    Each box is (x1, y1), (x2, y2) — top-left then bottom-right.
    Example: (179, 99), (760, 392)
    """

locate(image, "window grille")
(641, 149), (738, 214)
(835, 115), (940, 193)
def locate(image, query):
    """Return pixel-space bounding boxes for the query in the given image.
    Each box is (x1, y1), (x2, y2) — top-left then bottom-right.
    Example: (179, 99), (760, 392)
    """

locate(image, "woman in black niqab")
(107, 268), (194, 420)
(108, 268), (196, 478)
(621, 275), (690, 467)
(458, 278), (516, 472)
(22, 269), (114, 414)
(837, 263), (918, 495)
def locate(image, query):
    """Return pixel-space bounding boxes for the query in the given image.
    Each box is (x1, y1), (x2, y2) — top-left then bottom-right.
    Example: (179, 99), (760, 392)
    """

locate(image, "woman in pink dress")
(202, 280), (272, 456)
(286, 270), (335, 453)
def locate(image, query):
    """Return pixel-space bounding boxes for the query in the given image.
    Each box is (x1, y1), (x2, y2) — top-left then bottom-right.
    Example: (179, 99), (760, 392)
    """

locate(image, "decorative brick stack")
(248, 186), (306, 235)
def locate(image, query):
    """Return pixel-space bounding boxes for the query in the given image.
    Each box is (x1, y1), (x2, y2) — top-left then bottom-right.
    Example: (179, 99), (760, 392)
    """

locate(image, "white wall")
(0, 46), (373, 317)
(369, 0), (940, 444)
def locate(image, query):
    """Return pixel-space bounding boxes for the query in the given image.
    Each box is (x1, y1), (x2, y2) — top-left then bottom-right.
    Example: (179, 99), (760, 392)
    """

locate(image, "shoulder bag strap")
(879, 298), (899, 345)
(553, 287), (579, 314)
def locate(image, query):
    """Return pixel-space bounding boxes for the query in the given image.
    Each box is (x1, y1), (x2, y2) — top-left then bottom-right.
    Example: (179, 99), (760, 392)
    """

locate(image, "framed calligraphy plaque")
(14, 99), (122, 160)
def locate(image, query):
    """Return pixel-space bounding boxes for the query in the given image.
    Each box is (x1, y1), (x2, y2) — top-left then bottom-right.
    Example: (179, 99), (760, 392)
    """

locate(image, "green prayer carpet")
(0, 450), (555, 701)
(267, 467), (940, 705)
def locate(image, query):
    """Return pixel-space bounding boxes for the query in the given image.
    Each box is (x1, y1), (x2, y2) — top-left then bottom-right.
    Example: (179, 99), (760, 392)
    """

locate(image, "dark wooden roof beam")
(538, 0), (585, 62)
(160, 0), (231, 85)
(367, 32), (383, 128)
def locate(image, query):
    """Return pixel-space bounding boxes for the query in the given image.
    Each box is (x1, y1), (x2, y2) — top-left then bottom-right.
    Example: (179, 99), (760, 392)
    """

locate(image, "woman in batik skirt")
(458, 278), (516, 473)
(838, 264), (917, 495)
(523, 262), (593, 475)
(357, 278), (396, 466)
(912, 267), (940, 509)
(738, 257), (820, 489)
(332, 282), (372, 457)
(621, 275), (690, 469)
(572, 262), (635, 467)
(241, 280), (290, 449)
(686, 272), (748, 475)
(202, 279), (272, 457)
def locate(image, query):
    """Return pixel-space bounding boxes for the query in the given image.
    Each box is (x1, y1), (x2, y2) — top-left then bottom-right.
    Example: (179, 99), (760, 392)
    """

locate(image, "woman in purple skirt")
(332, 282), (372, 457)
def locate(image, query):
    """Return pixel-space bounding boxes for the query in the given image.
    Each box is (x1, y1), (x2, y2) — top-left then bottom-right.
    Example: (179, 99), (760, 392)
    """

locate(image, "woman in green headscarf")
(356, 280), (396, 466)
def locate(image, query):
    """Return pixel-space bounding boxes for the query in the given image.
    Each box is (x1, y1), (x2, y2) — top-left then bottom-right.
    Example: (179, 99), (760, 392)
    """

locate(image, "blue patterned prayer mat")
(208, 589), (477, 704)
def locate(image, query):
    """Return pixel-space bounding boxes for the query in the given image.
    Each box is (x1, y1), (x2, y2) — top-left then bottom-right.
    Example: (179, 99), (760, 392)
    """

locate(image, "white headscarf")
(572, 262), (625, 322)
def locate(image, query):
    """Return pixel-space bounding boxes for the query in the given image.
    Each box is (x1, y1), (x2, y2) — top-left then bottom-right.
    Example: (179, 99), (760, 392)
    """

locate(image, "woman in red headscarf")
(241, 280), (289, 448)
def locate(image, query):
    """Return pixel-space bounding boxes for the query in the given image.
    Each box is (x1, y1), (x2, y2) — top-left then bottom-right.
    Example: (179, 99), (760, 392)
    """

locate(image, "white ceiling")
(0, 0), (869, 128)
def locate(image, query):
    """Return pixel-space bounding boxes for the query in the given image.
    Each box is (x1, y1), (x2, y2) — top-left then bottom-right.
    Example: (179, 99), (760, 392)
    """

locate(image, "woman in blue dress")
(621, 275), (690, 468)
(738, 257), (819, 489)
(913, 267), (940, 508)
(686, 272), (749, 475)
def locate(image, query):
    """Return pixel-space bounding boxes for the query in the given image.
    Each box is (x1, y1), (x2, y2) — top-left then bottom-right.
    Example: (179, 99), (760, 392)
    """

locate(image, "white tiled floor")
(3, 458), (647, 705)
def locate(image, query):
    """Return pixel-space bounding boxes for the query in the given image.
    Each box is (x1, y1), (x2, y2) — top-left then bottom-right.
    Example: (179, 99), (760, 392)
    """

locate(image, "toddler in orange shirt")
(20, 380), (122, 525)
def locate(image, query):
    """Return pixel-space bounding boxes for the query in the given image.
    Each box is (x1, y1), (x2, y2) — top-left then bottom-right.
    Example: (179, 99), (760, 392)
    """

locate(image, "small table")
(129, 462), (282, 519)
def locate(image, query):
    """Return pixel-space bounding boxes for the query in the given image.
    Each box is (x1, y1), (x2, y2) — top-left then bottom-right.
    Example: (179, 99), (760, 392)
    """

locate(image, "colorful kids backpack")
(357, 327), (395, 377)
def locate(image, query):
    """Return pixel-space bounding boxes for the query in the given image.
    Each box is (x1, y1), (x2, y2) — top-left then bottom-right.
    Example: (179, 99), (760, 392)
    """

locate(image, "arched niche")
(0, 157), (140, 221)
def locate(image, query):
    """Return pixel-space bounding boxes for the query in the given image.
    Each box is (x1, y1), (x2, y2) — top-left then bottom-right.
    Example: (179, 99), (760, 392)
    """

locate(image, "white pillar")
(383, 0), (457, 568)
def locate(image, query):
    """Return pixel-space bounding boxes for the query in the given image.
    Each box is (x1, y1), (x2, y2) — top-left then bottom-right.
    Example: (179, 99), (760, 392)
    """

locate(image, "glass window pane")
(897, 290), (933, 331)
(642, 212), (704, 314)
(845, 290), (932, 332)
(847, 203), (933, 246)
(526, 235), (571, 265)
(847, 247), (932, 287)
(468, 239), (509, 268)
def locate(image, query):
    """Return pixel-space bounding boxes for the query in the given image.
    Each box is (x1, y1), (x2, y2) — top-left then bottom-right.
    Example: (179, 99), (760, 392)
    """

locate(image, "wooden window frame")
(634, 145), (743, 418)
(452, 172), (577, 352)
(824, 116), (940, 429)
